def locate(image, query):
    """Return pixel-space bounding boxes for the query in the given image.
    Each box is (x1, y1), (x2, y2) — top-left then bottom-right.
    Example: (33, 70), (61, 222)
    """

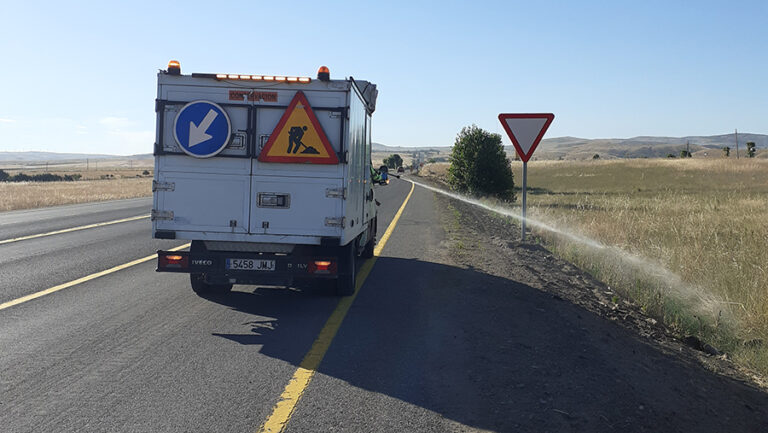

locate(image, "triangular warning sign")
(258, 91), (338, 164)
(498, 113), (554, 163)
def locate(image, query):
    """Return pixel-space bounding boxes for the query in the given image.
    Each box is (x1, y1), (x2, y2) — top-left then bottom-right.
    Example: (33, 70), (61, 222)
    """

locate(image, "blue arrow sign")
(173, 101), (232, 158)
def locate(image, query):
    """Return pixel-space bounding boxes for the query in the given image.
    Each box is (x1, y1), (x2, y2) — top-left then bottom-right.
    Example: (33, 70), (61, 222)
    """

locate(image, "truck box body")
(152, 65), (379, 294)
(153, 72), (376, 246)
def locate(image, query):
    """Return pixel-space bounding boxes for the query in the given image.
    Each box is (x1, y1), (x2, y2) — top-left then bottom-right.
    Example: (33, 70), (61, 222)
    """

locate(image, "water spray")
(406, 178), (727, 320)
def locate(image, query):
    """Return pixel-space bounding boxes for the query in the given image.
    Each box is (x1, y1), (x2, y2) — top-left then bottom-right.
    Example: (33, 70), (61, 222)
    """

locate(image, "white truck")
(153, 61), (379, 296)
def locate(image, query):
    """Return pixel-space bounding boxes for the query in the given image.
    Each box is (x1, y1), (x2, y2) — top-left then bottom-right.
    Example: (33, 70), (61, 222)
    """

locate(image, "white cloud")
(106, 130), (155, 152)
(0, 116), (153, 155)
(99, 117), (135, 129)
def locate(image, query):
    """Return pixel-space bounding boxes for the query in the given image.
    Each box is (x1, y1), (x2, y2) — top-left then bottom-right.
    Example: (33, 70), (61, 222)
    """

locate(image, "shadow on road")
(201, 257), (768, 432)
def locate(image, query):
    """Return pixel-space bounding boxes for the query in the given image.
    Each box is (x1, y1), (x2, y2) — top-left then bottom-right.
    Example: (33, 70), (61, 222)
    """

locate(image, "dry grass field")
(0, 178), (151, 211)
(0, 163), (153, 211)
(419, 159), (768, 377)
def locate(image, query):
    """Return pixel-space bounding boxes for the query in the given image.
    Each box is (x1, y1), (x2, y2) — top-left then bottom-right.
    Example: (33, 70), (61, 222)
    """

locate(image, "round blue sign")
(173, 100), (232, 158)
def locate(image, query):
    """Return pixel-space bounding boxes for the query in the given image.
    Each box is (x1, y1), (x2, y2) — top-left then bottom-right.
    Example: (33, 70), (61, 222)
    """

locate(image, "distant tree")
(667, 153), (676, 158)
(722, 146), (731, 158)
(142, 170), (150, 176)
(383, 154), (403, 169)
(448, 125), (515, 200)
(680, 150), (692, 158)
(592, 154), (600, 160)
(0, 170), (9, 182)
(746, 142), (756, 158)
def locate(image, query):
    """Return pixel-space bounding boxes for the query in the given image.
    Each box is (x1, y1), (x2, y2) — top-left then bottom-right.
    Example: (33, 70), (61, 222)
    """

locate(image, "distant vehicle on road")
(397, 166), (404, 173)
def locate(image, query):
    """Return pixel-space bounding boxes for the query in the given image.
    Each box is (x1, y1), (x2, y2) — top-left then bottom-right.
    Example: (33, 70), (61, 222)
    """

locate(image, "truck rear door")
(249, 90), (346, 238)
(154, 93), (252, 234)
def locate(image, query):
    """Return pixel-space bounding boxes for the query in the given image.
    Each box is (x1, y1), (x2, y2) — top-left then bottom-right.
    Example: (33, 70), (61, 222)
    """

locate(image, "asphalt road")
(0, 182), (410, 432)
(1, 180), (767, 432)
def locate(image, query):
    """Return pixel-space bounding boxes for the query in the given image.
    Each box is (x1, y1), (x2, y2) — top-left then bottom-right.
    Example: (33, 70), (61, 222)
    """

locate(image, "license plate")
(226, 258), (275, 271)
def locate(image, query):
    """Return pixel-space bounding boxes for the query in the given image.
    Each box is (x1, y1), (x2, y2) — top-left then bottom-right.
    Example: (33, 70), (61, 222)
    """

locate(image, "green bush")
(448, 125), (515, 200)
(746, 142), (756, 158)
(383, 154), (403, 169)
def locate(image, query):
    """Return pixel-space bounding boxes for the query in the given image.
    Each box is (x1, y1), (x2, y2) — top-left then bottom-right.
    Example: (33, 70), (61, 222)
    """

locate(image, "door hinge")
(325, 187), (347, 199)
(152, 180), (175, 192)
(325, 217), (346, 228)
(151, 209), (174, 221)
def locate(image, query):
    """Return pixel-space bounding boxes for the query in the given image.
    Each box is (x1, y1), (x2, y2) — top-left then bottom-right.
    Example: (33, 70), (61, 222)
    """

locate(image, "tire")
(362, 237), (375, 258)
(190, 273), (233, 295)
(336, 243), (357, 296)
(361, 218), (376, 259)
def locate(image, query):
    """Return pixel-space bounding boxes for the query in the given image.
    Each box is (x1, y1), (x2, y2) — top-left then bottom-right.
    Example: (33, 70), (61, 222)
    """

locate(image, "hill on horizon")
(0, 152), (153, 162)
(3, 133), (765, 162)
(374, 132), (768, 160)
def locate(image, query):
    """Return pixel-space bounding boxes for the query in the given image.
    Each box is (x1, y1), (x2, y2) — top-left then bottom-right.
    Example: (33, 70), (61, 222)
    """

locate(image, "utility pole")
(735, 129), (740, 159)
(686, 140), (690, 157)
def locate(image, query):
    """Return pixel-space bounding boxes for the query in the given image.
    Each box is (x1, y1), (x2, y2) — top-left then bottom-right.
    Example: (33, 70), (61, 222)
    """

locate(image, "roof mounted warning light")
(317, 66), (330, 81)
(206, 73), (311, 83)
(167, 60), (181, 75)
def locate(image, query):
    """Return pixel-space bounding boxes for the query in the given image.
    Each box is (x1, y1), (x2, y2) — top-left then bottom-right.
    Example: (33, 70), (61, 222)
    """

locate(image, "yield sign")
(259, 91), (338, 164)
(498, 113), (554, 163)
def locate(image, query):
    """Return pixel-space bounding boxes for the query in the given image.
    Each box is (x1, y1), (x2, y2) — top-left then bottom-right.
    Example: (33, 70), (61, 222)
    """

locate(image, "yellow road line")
(0, 243), (190, 312)
(0, 214), (150, 245)
(258, 182), (415, 433)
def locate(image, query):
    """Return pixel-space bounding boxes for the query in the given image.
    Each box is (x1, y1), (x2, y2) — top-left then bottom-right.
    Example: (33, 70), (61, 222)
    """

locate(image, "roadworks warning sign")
(258, 91), (338, 164)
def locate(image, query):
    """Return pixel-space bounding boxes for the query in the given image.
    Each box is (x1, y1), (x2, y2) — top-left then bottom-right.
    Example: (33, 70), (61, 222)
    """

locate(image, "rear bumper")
(156, 248), (341, 284)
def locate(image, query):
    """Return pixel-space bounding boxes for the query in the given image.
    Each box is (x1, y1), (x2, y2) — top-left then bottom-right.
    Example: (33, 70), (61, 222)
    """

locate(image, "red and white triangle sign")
(498, 113), (554, 163)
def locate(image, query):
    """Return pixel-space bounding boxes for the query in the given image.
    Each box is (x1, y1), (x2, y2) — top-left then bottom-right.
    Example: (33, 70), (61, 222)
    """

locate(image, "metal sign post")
(497, 113), (555, 242)
(521, 161), (528, 241)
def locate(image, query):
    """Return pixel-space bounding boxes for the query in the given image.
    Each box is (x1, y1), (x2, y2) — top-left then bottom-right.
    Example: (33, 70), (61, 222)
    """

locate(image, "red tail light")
(159, 251), (189, 269)
(308, 259), (337, 274)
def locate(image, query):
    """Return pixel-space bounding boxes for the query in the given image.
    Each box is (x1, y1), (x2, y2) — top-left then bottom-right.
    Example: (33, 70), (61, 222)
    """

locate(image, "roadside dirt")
(428, 184), (768, 432)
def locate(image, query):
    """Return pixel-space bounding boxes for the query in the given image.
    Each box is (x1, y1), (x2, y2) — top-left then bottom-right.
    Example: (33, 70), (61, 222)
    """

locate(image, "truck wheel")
(361, 237), (375, 258)
(336, 244), (357, 296)
(190, 273), (233, 294)
(361, 218), (376, 259)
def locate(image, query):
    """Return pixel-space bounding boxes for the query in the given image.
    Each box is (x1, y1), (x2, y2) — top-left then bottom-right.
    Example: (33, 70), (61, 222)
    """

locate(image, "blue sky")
(0, 0), (765, 155)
